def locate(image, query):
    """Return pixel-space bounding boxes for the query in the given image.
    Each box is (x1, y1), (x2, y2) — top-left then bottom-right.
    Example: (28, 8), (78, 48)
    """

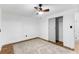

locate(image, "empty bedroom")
(0, 4), (79, 54)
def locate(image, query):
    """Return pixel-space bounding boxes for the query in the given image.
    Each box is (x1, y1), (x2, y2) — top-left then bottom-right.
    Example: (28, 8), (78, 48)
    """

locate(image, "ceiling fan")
(34, 4), (50, 12)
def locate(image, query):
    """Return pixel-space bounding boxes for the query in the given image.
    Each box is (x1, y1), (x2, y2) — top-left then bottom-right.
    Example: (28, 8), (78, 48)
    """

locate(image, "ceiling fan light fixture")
(38, 11), (43, 15)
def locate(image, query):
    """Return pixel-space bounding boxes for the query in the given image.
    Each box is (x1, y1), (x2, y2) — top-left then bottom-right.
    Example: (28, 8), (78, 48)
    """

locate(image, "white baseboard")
(0, 37), (48, 51)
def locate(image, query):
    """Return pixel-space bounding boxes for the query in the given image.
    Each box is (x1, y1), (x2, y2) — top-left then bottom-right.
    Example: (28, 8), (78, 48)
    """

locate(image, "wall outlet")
(26, 35), (27, 37)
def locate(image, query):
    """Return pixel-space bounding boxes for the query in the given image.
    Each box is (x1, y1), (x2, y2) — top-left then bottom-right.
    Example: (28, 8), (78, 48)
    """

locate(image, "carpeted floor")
(13, 39), (76, 54)
(75, 40), (79, 53)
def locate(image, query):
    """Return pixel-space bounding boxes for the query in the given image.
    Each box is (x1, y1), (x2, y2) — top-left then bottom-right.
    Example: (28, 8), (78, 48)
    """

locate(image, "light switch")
(70, 26), (72, 28)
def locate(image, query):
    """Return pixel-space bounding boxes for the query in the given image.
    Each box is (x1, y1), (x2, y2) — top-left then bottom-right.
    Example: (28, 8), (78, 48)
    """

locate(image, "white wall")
(63, 12), (75, 49)
(39, 9), (75, 49)
(39, 17), (48, 40)
(0, 8), (2, 50)
(0, 11), (38, 47)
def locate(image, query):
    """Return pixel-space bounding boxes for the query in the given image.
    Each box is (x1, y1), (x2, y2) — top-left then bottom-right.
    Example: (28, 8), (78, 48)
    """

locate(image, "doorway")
(55, 16), (63, 46)
(48, 16), (63, 46)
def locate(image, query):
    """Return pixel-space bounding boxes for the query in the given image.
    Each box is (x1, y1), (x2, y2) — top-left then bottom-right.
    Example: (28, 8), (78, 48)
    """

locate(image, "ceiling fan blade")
(43, 9), (49, 12)
(34, 7), (38, 10)
(34, 4), (49, 13)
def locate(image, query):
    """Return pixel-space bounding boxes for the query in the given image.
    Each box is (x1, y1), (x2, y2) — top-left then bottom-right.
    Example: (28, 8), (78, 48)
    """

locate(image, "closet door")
(48, 18), (56, 42)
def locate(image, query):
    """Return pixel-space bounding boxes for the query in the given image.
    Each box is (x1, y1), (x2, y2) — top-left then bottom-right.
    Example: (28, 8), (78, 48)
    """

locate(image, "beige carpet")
(75, 40), (79, 53)
(13, 39), (76, 54)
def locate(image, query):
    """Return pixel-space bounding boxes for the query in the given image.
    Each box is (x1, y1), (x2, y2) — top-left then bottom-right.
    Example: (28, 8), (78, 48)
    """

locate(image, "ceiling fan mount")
(39, 4), (42, 7)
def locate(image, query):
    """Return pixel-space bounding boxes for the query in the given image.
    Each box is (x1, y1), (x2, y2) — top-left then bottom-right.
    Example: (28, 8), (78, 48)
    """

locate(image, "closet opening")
(55, 16), (63, 46)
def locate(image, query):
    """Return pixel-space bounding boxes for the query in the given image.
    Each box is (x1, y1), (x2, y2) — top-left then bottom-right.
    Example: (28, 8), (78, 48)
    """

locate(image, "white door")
(48, 18), (56, 42)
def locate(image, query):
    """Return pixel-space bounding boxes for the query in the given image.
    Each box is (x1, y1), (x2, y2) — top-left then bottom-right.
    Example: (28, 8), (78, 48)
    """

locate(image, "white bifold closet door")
(48, 18), (56, 42)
